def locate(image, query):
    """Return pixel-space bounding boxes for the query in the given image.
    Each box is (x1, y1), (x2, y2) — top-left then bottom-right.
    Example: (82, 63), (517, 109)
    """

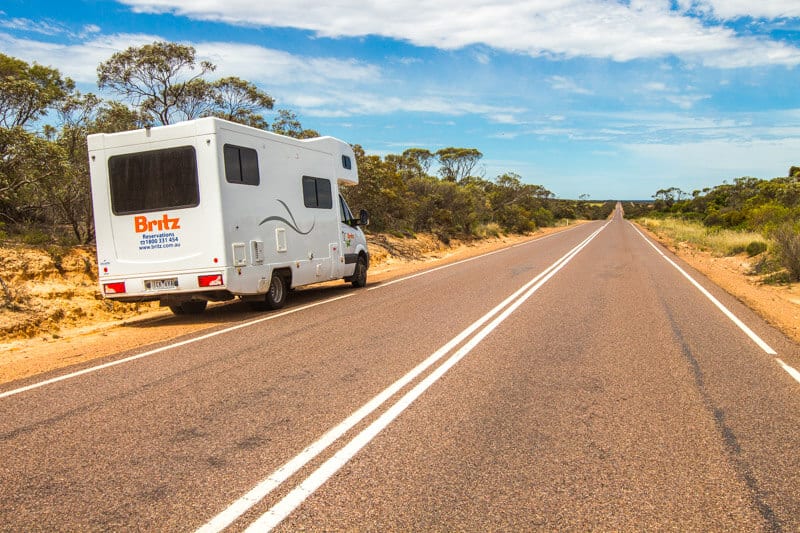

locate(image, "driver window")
(339, 194), (354, 224)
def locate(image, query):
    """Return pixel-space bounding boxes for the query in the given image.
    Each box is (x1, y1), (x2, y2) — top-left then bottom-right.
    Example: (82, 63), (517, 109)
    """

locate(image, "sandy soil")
(1, 221), (798, 386)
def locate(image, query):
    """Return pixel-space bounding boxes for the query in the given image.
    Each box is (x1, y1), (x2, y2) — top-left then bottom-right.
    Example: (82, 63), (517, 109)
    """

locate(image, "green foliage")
(746, 241), (768, 257)
(271, 109), (319, 139)
(641, 170), (800, 281)
(339, 146), (594, 238)
(0, 53), (74, 129)
(97, 41), (215, 125)
(436, 147), (482, 182)
(772, 222), (800, 281)
(97, 41), (274, 127)
(210, 77), (275, 129)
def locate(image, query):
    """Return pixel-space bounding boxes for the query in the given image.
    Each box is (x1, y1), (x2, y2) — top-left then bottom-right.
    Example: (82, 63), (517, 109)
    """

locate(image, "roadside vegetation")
(627, 172), (800, 282)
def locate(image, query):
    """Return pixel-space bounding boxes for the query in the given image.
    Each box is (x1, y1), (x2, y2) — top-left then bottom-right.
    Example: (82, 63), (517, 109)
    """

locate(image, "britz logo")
(134, 214), (181, 233)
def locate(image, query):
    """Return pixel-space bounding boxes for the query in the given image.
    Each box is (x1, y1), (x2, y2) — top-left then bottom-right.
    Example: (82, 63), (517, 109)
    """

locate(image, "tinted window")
(224, 144), (260, 185)
(108, 146), (199, 215)
(302, 176), (333, 209)
(342, 155), (352, 170)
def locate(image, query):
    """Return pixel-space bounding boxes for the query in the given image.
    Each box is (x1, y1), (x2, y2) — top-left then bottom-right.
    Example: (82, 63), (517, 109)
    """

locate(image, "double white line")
(198, 221), (609, 532)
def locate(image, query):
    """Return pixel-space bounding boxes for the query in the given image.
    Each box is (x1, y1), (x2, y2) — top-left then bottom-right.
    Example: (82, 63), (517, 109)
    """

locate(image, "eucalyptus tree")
(97, 41), (274, 127)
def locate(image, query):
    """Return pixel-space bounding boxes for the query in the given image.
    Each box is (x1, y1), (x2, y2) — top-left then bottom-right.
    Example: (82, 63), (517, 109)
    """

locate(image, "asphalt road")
(2, 207), (799, 531)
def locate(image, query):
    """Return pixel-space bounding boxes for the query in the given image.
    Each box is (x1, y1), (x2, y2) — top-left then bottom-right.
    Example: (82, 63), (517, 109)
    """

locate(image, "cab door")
(338, 194), (359, 276)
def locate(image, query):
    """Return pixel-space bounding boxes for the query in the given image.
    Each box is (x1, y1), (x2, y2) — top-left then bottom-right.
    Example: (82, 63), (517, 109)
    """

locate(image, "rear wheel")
(265, 272), (288, 309)
(168, 300), (207, 315)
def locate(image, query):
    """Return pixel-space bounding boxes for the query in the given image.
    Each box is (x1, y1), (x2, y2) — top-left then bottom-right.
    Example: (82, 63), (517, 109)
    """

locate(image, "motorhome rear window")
(302, 176), (332, 209)
(224, 144), (260, 185)
(108, 146), (199, 215)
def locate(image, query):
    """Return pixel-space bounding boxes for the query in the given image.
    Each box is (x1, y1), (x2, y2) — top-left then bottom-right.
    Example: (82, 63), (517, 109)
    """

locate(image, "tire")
(265, 272), (288, 310)
(168, 300), (207, 315)
(351, 255), (367, 288)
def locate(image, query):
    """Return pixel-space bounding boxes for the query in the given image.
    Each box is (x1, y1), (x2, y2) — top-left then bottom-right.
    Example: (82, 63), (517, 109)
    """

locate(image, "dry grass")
(638, 217), (768, 257)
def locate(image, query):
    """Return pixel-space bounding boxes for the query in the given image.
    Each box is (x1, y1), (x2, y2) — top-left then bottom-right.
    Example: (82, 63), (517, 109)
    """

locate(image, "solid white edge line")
(197, 222), (608, 533)
(0, 293), (356, 400)
(630, 222), (777, 356)
(242, 221), (610, 532)
(776, 358), (800, 385)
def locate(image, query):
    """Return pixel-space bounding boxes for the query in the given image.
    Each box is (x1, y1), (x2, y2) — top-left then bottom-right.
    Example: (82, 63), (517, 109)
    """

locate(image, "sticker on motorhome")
(259, 200), (315, 235)
(138, 232), (181, 251)
(134, 214), (183, 251)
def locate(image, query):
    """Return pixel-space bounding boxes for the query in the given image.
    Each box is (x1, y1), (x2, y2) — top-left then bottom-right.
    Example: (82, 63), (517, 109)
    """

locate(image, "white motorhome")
(88, 117), (370, 315)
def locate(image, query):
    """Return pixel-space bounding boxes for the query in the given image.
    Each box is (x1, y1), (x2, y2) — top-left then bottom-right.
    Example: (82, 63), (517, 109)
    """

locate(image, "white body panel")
(88, 117), (368, 304)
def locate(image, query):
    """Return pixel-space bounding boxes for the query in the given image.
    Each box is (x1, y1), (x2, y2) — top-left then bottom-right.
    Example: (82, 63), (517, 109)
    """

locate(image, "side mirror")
(358, 209), (370, 226)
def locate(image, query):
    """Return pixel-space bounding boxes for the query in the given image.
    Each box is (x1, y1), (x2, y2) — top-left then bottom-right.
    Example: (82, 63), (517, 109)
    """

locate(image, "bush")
(745, 241), (768, 257)
(772, 222), (800, 281)
(474, 223), (502, 238)
(20, 228), (51, 245)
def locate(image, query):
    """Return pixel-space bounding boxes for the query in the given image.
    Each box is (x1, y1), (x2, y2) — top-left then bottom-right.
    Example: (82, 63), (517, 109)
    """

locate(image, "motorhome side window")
(223, 144), (260, 185)
(341, 155), (352, 170)
(108, 146), (199, 215)
(302, 176), (333, 209)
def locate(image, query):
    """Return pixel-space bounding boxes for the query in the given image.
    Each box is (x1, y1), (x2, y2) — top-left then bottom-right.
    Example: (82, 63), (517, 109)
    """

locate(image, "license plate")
(144, 278), (178, 291)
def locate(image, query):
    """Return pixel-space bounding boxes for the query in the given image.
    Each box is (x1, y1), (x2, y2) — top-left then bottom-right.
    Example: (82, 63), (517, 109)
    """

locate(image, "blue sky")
(2, 0), (800, 199)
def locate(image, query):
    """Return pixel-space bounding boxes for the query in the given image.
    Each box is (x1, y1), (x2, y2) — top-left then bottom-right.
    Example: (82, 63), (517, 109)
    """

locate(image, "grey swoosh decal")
(258, 200), (315, 235)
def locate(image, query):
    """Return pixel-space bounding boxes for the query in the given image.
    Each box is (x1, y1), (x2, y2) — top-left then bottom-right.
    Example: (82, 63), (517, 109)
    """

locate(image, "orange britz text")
(134, 214), (181, 233)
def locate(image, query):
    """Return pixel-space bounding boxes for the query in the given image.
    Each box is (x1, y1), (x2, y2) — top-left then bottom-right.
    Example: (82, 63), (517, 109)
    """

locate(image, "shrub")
(745, 241), (768, 257)
(20, 229), (51, 246)
(474, 223), (502, 238)
(772, 222), (800, 281)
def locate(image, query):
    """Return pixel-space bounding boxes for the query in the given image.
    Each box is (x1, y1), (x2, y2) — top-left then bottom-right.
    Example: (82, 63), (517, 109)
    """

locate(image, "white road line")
(198, 224), (605, 533)
(776, 358), (800, 385)
(630, 223), (777, 357)
(0, 293), (355, 400)
(214, 222), (610, 532)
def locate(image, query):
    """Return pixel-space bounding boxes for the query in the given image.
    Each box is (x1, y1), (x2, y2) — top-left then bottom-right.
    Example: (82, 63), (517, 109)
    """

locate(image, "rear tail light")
(103, 282), (126, 294)
(198, 274), (223, 287)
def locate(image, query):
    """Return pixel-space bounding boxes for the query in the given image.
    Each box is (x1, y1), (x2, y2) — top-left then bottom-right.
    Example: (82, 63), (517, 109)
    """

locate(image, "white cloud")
(0, 32), (159, 82)
(0, 16), (102, 40)
(547, 75), (593, 95)
(0, 32), (380, 89)
(290, 90), (524, 120)
(665, 93), (711, 110)
(692, 1), (800, 20)
(645, 82), (668, 91)
(117, 0), (800, 67)
(0, 17), (68, 36)
(194, 42), (381, 86)
(488, 113), (522, 124)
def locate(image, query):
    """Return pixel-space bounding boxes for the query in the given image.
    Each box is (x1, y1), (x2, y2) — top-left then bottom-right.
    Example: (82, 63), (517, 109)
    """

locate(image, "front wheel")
(350, 255), (367, 288)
